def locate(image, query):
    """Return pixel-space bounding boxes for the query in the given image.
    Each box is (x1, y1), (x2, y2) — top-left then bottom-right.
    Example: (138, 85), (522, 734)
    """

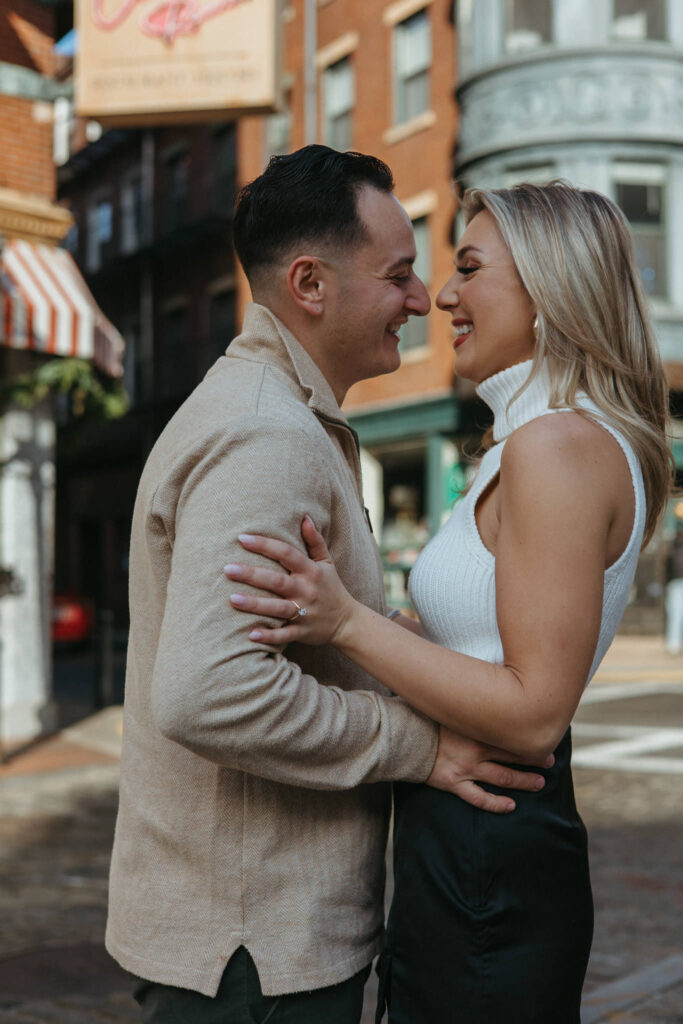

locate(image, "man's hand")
(427, 726), (553, 814)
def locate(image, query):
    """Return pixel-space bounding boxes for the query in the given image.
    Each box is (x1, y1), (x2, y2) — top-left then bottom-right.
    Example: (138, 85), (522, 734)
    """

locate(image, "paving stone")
(1, 672), (682, 1023)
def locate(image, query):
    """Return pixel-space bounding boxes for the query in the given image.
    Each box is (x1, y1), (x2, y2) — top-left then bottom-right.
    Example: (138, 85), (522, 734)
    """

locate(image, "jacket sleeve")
(149, 415), (439, 790)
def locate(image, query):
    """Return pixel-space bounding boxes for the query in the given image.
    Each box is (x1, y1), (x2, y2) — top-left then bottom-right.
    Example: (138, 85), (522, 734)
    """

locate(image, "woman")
(224, 182), (672, 1023)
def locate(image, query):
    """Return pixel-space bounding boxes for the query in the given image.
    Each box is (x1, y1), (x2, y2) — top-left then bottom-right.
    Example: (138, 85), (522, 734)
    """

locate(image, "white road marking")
(572, 685), (683, 773)
(581, 681), (683, 703)
(581, 954), (683, 1023)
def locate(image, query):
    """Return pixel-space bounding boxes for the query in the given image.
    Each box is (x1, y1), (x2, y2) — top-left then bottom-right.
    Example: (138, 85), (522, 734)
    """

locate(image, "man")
(106, 146), (545, 1022)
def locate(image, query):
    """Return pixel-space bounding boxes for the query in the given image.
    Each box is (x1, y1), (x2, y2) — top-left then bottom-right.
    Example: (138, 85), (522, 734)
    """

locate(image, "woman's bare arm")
(227, 415), (629, 761)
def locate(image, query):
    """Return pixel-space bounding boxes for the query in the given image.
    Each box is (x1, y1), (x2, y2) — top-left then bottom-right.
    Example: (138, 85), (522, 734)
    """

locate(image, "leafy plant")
(0, 358), (129, 421)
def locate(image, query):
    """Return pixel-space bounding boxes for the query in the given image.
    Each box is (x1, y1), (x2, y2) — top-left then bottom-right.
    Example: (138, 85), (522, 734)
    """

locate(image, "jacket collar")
(227, 303), (348, 426)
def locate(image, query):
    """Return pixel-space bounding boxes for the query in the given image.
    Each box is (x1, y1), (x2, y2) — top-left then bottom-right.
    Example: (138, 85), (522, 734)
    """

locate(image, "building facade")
(55, 122), (238, 625)
(54, 0), (683, 632)
(0, 0), (123, 747)
(234, 0), (470, 610)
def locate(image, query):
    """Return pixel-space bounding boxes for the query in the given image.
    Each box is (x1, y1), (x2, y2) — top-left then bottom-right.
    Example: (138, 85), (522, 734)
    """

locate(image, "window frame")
(399, 214), (431, 356)
(392, 7), (432, 128)
(503, 0), (553, 56)
(612, 160), (669, 303)
(323, 55), (354, 151)
(609, 0), (668, 43)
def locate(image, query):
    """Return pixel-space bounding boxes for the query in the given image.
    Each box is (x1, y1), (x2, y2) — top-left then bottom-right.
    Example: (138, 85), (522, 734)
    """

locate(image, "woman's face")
(437, 209), (536, 385)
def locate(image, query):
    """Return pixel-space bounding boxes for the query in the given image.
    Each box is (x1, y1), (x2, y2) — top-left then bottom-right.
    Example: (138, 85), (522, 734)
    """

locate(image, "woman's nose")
(436, 276), (459, 310)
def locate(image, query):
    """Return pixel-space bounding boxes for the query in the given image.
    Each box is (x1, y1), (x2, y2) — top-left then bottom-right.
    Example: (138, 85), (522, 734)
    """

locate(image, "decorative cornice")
(456, 50), (683, 171)
(0, 61), (69, 102)
(0, 188), (73, 246)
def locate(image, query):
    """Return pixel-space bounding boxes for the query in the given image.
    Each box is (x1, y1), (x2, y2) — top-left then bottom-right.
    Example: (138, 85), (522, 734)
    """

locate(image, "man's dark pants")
(133, 946), (370, 1023)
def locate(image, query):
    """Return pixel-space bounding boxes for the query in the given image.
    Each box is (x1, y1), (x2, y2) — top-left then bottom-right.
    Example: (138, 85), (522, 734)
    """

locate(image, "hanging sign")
(75, 0), (282, 124)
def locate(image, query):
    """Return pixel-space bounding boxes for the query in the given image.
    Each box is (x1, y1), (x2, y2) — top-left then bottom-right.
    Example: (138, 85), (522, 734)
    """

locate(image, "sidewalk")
(1, 636), (682, 1023)
(592, 633), (683, 684)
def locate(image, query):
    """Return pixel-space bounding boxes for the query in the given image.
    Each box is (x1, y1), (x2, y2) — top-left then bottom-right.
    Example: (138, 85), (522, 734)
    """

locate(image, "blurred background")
(0, 4), (682, 1021)
(3, 0), (683, 747)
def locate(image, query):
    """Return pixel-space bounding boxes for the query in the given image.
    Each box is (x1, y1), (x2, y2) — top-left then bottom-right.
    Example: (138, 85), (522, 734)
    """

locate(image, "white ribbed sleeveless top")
(409, 360), (646, 685)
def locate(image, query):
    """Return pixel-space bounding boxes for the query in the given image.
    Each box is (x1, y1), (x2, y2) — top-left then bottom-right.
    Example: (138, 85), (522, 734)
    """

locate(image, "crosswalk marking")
(572, 683), (683, 774)
(581, 954), (683, 1024)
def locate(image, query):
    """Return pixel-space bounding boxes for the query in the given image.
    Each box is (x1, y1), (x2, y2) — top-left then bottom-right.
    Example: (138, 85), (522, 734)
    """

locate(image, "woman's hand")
(224, 515), (358, 646)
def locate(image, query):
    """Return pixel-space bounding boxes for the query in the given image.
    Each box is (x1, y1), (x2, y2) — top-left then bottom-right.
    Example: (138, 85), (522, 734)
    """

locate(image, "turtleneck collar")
(475, 359), (554, 442)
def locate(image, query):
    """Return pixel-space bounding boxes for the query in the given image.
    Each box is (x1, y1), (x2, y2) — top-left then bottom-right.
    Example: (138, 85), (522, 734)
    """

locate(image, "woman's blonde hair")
(461, 181), (674, 545)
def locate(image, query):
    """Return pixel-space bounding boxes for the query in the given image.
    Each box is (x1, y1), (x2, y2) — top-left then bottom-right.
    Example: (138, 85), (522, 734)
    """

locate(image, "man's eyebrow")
(386, 255), (415, 272)
(455, 244), (483, 261)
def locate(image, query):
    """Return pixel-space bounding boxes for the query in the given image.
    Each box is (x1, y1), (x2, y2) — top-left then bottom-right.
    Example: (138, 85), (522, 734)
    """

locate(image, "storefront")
(349, 393), (475, 611)
(0, 195), (124, 749)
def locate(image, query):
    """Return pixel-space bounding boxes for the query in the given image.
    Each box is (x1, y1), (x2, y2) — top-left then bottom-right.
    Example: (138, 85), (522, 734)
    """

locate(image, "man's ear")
(286, 256), (328, 316)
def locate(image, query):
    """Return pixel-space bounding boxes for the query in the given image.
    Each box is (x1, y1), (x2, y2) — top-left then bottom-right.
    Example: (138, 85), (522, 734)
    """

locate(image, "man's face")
(320, 187), (431, 394)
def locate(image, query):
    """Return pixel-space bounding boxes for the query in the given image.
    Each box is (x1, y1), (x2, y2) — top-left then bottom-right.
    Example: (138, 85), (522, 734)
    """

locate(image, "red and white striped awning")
(0, 239), (125, 378)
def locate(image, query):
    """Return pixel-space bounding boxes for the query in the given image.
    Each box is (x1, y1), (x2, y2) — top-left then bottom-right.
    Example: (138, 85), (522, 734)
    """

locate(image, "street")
(0, 637), (682, 1023)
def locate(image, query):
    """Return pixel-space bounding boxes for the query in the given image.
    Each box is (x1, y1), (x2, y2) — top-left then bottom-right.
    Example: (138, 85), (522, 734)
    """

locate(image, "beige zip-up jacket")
(105, 304), (439, 997)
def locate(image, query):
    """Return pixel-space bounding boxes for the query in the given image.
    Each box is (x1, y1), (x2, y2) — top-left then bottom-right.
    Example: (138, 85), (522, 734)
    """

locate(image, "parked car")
(52, 593), (95, 647)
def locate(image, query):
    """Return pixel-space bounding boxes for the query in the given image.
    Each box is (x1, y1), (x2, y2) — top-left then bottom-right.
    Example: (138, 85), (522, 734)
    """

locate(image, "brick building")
(236, 0), (469, 609)
(54, 0), (466, 622)
(54, 0), (683, 632)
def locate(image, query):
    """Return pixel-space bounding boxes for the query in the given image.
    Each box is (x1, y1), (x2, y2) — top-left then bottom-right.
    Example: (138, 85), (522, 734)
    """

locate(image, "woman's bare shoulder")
(500, 410), (629, 506)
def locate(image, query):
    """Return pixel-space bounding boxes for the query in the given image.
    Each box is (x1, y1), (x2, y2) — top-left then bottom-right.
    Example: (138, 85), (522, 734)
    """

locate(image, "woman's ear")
(287, 256), (327, 316)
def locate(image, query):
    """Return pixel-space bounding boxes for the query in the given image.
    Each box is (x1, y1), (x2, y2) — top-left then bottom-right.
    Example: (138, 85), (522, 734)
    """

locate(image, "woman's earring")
(532, 314), (539, 336)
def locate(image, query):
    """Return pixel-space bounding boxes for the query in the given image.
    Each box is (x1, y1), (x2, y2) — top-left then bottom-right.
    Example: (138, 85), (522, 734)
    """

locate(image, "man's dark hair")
(233, 145), (394, 281)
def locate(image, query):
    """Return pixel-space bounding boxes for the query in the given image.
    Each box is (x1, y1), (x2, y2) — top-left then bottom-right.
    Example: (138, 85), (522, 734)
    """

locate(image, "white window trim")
(400, 189), (438, 220)
(400, 344), (431, 364)
(383, 109), (436, 146)
(316, 31), (359, 69)
(383, 0), (432, 28)
(612, 162), (667, 186)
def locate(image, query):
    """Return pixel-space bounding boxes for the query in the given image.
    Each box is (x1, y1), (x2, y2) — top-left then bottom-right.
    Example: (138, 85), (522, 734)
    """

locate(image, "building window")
(164, 150), (189, 232)
(212, 126), (237, 215)
(394, 9), (431, 126)
(504, 0), (552, 55)
(121, 317), (142, 406)
(85, 198), (113, 271)
(160, 305), (191, 399)
(120, 174), (144, 253)
(611, 0), (666, 41)
(400, 216), (430, 352)
(324, 57), (354, 150)
(614, 163), (667, 299)
(265, 108), (292, 160)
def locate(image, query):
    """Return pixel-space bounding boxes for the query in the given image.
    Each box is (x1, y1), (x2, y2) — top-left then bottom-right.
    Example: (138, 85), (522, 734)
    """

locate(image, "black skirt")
(376, 729), (593, 1024)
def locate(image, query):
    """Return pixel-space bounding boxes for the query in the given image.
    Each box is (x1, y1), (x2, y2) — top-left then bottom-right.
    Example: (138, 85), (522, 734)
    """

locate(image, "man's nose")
(406, 275), (431, 316)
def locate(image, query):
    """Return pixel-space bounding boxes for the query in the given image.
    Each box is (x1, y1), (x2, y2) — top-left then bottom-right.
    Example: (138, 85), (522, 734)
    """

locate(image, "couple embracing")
(106, 145), (671, 1024)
